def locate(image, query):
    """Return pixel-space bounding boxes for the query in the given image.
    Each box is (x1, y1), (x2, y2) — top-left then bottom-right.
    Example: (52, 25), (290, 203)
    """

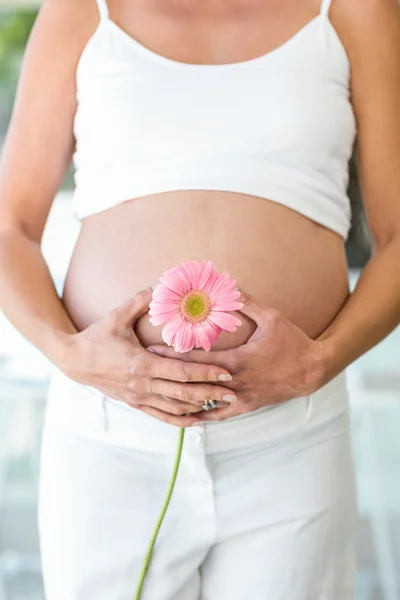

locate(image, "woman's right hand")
(62, 287), (236, 427)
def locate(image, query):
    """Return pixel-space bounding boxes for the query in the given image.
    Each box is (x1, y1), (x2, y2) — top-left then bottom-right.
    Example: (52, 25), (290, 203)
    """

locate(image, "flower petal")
(200, 319), (222, 345)
(208, 319), (223, 336)
(193, 324), (203, 349)
(149, 301), (180, 315)
(203, 267), (220, 295)
(152, 285), (182, 302)
(174, 320), (196, 353)
(195, 322), (213, 351)
(149, 261), (244, 350)
(208, 311), (242, 332)
(160, 267), (189, 296)
(211, 301), (244, 312)
(212, 289), (241, 304)
(198, 330), (211, 351)
(209, 272), (236, 300)
(198, 260), (215, 291)
(149, 308), (180, 326)
(180, 260), (201, 289)
(162, 316), (184, 346)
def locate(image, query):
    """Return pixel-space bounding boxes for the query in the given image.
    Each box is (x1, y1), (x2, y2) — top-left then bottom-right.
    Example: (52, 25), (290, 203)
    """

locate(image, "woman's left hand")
(147, 291), (332, 421)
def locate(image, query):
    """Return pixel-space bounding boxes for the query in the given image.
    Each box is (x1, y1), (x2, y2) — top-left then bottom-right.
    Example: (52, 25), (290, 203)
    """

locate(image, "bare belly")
(62, 191), (350, 351)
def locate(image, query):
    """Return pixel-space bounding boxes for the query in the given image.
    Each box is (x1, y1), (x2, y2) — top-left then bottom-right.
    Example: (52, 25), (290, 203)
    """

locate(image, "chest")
(109, 0), (318, 66)
(75, 31), (353, 162)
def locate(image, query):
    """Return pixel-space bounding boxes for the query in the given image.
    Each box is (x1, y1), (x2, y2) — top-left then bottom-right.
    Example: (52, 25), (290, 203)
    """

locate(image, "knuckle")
(170, 403), (184, 416)
(125, 379), (135, 391)
(205, 369), (217, 382)
(128, 354), (145, 376)
(135, 360), (150, 378)
(224, 348), (241, 368)
(191, 365), (209, 382)
(128, 357), (140, 376)
(128, 393), (141, 405)
(177, 387), (190, 403)
(198, 385), (217, 401)
(127, 378), (145, 394)
(164, 362), (181, 382)
(205, 367), (217, 382)
(177, 363), (191, 383)
(264, 308), (281, 327)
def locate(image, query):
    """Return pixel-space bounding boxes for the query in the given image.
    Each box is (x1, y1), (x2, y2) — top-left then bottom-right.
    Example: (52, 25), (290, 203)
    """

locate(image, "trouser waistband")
(45, 365), (350, 454)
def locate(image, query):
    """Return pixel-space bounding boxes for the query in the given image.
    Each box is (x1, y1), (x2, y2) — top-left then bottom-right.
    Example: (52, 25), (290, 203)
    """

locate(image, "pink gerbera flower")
(149, 260), (244, 353)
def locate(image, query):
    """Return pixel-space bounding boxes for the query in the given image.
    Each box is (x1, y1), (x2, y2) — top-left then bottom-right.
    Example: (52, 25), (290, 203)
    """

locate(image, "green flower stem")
(134, 427), (185, 600)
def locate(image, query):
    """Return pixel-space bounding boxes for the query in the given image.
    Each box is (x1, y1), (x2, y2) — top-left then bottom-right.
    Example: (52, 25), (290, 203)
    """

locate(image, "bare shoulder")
(330, 0), (400, 65)
(11, 0), (101, 107)
(34, 0), (100, 60)
(0, 0), (101, 240)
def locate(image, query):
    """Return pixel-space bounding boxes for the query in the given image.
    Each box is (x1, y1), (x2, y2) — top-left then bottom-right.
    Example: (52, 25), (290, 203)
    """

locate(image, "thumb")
(235, 288), (265, 326)
(114, 286), (154, 325)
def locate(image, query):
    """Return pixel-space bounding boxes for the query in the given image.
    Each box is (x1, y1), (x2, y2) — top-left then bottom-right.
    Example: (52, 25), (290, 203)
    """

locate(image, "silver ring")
(202, 399), (217, 411)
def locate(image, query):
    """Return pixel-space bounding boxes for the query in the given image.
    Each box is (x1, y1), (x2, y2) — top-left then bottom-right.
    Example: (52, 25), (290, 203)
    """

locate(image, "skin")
(0, 0), (399, 428)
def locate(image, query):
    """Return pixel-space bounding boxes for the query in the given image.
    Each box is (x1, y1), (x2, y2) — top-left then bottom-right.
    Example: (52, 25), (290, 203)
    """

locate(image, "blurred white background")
(0, 2), (399, 600)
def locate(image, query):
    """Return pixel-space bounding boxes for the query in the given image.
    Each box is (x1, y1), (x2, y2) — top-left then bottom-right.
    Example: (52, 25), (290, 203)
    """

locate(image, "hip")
(43, 365), (351, 455)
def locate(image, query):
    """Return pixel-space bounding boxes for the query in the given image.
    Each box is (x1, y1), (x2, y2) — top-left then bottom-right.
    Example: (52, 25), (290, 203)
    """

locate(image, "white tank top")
(72, 0), (356, 240)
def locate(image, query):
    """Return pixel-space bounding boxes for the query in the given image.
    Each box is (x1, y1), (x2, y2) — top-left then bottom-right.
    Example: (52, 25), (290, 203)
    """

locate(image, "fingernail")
(147, 348), (155, 353)
(223, 394), (237, 402)
(218, 374), (232, 381)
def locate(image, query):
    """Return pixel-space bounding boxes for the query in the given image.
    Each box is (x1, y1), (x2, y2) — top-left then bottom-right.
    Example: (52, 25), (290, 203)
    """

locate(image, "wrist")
(46, 329), (81, 379)
(311, 338), (341, 391)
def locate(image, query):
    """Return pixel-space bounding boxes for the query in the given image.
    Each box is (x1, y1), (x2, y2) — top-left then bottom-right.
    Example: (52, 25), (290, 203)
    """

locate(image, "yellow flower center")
(181, 291), (211, 322)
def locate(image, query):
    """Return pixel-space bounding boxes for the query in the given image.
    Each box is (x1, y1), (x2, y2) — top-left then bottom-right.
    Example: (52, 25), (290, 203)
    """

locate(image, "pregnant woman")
(0, 0), (399, 598)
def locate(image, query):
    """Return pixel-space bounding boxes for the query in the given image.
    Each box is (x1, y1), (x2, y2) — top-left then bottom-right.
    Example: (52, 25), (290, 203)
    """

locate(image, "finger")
(235, 289), (266, 326)
(142, 354), (233, 383)
(197, 403), (239, 422)
(131, 394), (230, 415)
(147, 344), (232, 367)
(150, 379), (237, 406)
(147, 345), (240, 380)
(114, 287), (153, 325)
(135, 404), (204, 428)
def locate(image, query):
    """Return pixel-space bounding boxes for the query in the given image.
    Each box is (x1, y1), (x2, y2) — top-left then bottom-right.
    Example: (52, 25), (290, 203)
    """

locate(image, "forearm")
(0, 228), (77, 370)
(316, 235), (400, 382)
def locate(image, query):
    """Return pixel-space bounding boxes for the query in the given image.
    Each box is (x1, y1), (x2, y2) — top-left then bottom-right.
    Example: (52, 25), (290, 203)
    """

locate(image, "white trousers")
(38, 366), (358, 600)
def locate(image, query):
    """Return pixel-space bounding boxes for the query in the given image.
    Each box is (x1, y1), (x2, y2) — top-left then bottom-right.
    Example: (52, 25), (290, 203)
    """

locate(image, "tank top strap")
(320, 0), (333, 18)
(96, 0), (109, 21)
